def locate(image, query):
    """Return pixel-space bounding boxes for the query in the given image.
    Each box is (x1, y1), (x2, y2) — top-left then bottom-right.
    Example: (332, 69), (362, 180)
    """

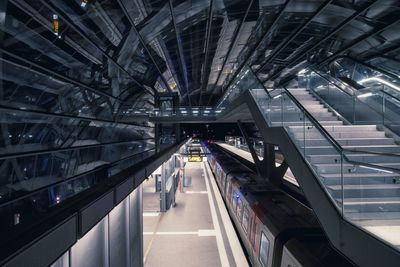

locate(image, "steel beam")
(206, 0), (255, 106)
(256, 0), (333, 75)
(213, 0), (290, 107)
(38, 0), (153, 94)
(317, 18), (400, 66)
(263, 0), (379, 83)
(265, 3), (397, 87)
(168, 0), (191, 106)
(1, 48), (120, 105)
(199, 0), (214, 106)
(116, 0), (173, 93)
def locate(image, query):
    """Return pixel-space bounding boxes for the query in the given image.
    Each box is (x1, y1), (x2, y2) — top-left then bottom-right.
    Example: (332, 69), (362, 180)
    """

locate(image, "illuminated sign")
(188, 156), (202, 162)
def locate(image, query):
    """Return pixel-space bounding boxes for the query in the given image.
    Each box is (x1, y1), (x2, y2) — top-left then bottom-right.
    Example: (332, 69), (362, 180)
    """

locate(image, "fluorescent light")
(272, 94), (282, 99)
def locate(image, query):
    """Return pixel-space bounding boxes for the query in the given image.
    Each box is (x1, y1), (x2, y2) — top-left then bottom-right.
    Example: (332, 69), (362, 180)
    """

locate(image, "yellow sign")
(53, 14), (59, 35)
(188, 156), (202, 162)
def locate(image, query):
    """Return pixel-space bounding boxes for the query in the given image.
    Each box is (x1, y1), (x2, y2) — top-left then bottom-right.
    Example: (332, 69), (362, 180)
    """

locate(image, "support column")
(237, 121), (288, 187)
(160, 161), (166, 212)
(129, 185), (143, 267)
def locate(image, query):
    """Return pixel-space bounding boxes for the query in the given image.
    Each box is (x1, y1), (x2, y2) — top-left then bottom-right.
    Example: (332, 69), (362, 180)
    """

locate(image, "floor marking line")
(204, 162), (249, 267)
(143, 212), (160, 217)
(202, 163), (230, 267)
(185, 190), (208, 194)
(143, 212), (163, 264)
(143, 229), (217, 236)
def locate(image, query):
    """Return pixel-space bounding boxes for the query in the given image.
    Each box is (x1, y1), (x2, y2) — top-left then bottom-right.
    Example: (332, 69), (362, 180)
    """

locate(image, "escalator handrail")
(309, 67), (356, 97)
(320, 56), (400, 103)
(360, 80), (400, 104)
(311, 67), (400, 112)
(332, 55), (400, 84)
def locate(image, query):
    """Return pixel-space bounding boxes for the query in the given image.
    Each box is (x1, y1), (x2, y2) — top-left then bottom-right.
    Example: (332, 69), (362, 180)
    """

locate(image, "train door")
(242, 206), (250, 237)
(259, 231), (270, 267)
(257, 225), (274, 267)
(222, 174), (227, 197)
(226, 180), (233, 206)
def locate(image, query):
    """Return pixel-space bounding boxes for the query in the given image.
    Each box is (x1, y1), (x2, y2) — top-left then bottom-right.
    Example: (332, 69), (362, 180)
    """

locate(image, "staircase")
(255, 87), (400, 231)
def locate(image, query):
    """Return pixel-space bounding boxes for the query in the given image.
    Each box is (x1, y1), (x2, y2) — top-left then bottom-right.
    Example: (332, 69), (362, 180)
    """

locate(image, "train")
(203, 143), (353, 267)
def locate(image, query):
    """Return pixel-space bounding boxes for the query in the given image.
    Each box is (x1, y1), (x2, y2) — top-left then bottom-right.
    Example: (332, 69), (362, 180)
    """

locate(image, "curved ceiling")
(2, 0), (400, 109)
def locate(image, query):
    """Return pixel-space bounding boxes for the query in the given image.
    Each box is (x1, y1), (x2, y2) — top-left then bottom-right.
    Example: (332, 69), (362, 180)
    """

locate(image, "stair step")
(263, 106), (331, 113)
(303, 138), (395, 146)
(345, 211), (400, 220)
(266, 110), (336, 117)
(308, 153), (400, 164)
(290, 95), (317, 101)
(287, 89), (312, 94)
(295, 100), (324, 105)
(314, 163), (400, 174)
(289, 125), (378, 133)
(301, 145), (400, 154)
(341, 197), (400, 212)
(291, 130), (386, 139)
(328, 184), (400, 198)
(272, 121), (343, 127)
(319, 172), (399, 185)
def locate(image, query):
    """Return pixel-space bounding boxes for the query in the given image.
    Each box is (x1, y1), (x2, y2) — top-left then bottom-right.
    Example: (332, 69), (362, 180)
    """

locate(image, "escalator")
(304, 56), (400, 135)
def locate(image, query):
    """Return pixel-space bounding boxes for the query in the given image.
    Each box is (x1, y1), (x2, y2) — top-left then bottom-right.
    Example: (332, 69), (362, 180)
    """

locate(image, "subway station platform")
(142, 161), (248, 267)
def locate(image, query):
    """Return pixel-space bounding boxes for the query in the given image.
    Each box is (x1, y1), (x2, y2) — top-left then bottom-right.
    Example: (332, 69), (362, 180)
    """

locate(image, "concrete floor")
(143, 162), (249, 267)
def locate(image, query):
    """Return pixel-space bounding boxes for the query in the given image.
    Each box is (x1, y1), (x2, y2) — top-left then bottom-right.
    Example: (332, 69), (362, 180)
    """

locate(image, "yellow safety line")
(143, 212), (164, 265)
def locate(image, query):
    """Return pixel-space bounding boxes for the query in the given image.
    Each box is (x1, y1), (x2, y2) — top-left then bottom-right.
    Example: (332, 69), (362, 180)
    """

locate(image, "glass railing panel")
(340, 150), (400, 249)
(281, 94), (303, 127)
(367, 57), (400, 78)
(298, 112), (344, 212)
(382, 93), (400, 134)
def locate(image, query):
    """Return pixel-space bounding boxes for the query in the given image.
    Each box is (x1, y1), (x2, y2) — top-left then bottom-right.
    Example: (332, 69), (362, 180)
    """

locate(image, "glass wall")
(0, 0), (157, 237)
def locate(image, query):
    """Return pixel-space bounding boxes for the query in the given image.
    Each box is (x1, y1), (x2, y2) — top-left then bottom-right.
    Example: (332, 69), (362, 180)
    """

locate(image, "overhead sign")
(188, 156), (202, 162)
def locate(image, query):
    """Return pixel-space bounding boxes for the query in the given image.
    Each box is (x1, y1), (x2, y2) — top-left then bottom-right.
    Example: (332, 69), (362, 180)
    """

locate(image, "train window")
(232, 191), (238, 210)
(242, 207), (249, 233)
(252, 222), (258, 248)
(236, 198), (243, 220)
(227, 183), (233, 204)
(259, 232), (270, 267)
